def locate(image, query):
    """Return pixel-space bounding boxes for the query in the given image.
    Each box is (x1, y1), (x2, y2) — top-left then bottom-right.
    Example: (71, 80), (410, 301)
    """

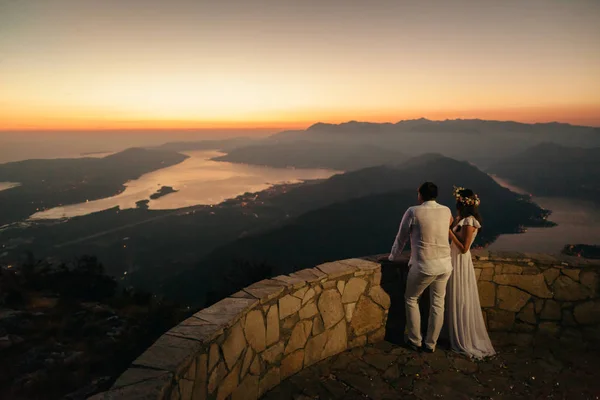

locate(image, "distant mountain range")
(217, 119), (600, 171)
(489, 142), (600, 202)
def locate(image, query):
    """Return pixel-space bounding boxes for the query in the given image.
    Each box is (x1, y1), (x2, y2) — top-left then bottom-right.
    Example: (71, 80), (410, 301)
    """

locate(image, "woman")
(446, 186), (495, 359)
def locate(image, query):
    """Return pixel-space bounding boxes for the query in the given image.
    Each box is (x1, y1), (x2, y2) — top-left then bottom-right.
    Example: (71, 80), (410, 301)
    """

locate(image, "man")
(382, 182), (453, 353)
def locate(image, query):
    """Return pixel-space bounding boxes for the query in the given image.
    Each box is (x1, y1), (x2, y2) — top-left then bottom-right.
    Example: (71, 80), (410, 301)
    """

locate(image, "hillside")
(0, 148), (188, 225)
(164, 154), (548, 304)
(488, 143), (600, 202)
(213, 140), (405, 171)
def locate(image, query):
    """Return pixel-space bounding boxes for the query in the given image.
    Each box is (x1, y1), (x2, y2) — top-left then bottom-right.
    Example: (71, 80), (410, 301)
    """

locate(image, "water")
(30, 150), (339, 220)
(489, 175), (600, 254)
(0, 182), (20, 192)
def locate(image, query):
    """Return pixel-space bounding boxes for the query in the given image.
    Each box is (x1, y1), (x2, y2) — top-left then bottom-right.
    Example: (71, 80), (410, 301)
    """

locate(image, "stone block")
(554, 275), (591, 301)
(368, 327), (386, 344)
(521, 266), (540, 275)
(580, 270), (598, 293)
(179, 379), (194, 400)
(290, 268), (325, 284)
(538, 322), (560, 337)
(194, 297), (258, 327)
(573, 300), (600, 325)
(322, 320), (348, 359)
(349, 335), (367, 348)
(337, 281), (346, 295)
(304, 331), (328, 367)
(493, 274), (552, 298)
(112, 368), (171, 389)
(312, 315), (325, 335)
(299, 301), (318, 320)
(344, 303), (356, 322)
(262, 342), (284, 364)
(302, 288), (316, 305)
(339, 258), (380, 271)
(369, 286), (391, 309)
(285, 320), (312, 354)
(487, 309), (515, 331)
(240, 348), (254, 379)
(221, 322), (246, 370)
(243, 280), (286, 304)
(216, 362), (241, 400)
(193, 353), (208, 400)
(209, 343), (220, 371)
(282, 313), (299, 330)
(516, 303), (536, 324)
(474, 268), (482, 281)
(350, 295), (384, 336)
(249, 355), (261, 376)
(540, 300), (561, 320)
(477, 281), (496, 308)
(562, 268), (581, 282)
(244, 310), (266, 353)
(562, 309), (577, 326)
(266, 305), (280, 347)
(543, 268), (560, 286)
(281, 350), (305, 379)
(501, 264), (523, 274)
(372, 272), (382, 286)
(318, 289), (345, 329)
(232, 375), (258, 400)
(497, 286), (530, 312)
(292, 286), (309, 299)
(317, 261), (356, 279)
(208, 361), (227, 394)
(133, 335), (201, 373)
(342, 278), (368, 303)
(272, 274), (307, 290)
(480, 268), (494, 281)
(322, 280), (337, 289)
(279, 295), (302, 320)
(258, 367), (280, 398)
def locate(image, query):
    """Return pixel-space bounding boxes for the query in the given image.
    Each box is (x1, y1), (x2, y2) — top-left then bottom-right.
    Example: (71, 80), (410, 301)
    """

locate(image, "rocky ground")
(263, 335), (600, 400)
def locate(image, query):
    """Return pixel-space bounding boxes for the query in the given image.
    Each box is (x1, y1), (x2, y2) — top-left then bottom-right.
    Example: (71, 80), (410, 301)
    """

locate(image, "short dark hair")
(418, 182), (438, 201)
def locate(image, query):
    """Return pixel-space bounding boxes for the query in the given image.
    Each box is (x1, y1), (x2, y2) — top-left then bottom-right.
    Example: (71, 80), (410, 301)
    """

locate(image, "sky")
(1, 0), (600, 130)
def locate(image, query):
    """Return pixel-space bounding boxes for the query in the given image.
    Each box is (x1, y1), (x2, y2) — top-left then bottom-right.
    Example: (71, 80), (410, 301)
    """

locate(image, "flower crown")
(453, 186), (481, 206)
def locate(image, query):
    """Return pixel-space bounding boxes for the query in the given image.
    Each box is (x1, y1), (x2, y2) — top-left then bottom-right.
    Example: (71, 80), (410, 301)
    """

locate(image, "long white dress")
(446, 216), (496, 359)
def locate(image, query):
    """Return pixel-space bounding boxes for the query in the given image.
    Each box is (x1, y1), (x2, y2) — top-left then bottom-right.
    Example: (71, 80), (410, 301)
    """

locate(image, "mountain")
(213, 140), (406, 171)
(260, 119), (600, 169)
(488, 143), (600, 202)
(0, 148), (188, 225)
(164, 154), (547, 304)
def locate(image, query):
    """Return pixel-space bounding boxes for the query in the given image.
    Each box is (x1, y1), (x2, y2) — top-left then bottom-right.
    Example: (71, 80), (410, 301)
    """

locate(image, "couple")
(380, 182), (495, 359)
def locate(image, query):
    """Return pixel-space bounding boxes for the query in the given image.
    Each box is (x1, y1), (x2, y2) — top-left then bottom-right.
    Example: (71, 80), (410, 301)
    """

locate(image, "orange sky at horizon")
(1, 0), (600, 131)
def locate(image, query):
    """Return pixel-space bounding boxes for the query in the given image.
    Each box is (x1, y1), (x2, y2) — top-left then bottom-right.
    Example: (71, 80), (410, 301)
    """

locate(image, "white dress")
(446, 216), (496, 359)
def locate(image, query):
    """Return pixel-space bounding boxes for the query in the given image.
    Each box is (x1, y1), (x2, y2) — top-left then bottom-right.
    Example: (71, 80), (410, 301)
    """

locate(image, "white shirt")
(388, 200), (453, 275)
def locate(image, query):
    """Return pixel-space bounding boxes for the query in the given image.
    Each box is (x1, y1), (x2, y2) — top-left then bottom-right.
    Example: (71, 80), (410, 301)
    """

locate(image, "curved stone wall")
(90, 258), (390, 400)
(471, 251), (600, 345)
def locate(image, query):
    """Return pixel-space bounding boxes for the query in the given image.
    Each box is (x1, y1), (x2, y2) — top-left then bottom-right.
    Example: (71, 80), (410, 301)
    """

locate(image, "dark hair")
(418, 182), (438, 201)
(456, 188), (482, 226)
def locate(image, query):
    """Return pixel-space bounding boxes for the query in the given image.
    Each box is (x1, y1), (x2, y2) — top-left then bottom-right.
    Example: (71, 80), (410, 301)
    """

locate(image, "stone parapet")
(89, 258), (389, 400)
(470, 250), (600, 346)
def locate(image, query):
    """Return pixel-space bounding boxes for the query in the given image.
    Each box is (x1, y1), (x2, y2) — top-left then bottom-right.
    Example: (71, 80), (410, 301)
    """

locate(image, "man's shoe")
(422, 346), (435, 353)
(405, 341), (421, 352)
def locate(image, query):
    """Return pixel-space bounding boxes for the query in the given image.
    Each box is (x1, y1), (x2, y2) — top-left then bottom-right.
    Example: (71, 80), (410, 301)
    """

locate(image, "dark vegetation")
(562, 244), (600, 259)
(0, 148), (188, 225)
(0, 255), (185, 400)
(489, 143), (600, 202)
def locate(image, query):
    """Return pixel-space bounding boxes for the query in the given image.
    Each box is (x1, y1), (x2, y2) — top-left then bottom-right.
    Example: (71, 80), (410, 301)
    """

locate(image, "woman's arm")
(449, 225), (476, 254)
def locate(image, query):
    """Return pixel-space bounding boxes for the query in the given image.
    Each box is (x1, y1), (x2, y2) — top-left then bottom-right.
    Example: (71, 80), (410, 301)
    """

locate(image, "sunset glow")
(2, 0), (600, 130)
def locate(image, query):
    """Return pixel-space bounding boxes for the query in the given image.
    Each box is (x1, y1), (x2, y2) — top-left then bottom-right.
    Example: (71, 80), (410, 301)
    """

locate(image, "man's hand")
(377, 254), (390, 262)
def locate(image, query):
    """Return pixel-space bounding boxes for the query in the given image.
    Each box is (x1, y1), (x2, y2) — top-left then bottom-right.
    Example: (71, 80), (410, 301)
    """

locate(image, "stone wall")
(90, 258), (390, 400)
(471, 251), (600, 346)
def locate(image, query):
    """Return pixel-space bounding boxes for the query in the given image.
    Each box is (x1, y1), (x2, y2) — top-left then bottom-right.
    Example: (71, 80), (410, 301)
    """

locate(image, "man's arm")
(388, 208), (413, 261)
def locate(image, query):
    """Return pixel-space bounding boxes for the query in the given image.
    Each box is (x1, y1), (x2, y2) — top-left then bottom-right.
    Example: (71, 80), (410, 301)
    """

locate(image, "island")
(149, 186), (178, 200)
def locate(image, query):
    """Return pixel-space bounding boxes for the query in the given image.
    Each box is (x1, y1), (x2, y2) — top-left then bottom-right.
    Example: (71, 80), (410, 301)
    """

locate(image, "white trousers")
(405, 267), (451, 350)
